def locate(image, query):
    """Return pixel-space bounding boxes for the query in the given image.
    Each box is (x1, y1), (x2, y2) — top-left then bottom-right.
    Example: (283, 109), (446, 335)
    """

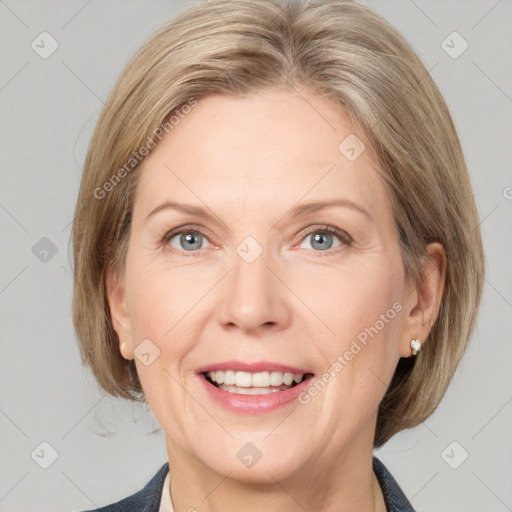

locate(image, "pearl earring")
(410, 339), (421, 356)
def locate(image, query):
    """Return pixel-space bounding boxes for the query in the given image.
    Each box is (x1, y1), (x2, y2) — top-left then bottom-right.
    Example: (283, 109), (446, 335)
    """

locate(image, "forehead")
(134, 87), (391, 222)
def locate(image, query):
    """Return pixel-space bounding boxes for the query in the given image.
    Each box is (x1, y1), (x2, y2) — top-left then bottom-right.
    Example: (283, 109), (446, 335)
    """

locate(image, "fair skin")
(107, 86), (446, 512)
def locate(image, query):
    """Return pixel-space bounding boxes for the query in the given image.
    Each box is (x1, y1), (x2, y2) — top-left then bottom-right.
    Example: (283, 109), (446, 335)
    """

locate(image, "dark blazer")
(79, 455), (416, 512)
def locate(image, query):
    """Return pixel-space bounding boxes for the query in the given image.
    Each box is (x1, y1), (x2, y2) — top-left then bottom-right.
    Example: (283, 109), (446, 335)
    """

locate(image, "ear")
(399, 242), (447, 358)
(105, 265), (134, 361)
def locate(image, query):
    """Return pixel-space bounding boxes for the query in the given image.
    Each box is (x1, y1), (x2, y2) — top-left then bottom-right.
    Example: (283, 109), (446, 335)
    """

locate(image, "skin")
(107, 86), (446, 512)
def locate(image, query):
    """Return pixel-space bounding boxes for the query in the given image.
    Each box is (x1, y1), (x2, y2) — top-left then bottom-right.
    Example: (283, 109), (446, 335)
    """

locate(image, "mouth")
(201, 370), (315, 395)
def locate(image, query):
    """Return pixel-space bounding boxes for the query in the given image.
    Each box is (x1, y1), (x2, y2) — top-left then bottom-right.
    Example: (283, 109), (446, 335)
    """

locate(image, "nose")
(217, 241), (291, 334)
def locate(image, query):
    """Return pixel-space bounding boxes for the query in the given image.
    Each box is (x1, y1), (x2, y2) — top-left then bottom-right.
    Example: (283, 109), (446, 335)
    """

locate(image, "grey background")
(0, 0), (511, 511)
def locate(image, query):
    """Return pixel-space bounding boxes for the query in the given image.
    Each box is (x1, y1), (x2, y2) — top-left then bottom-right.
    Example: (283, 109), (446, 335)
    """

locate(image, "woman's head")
(72, 0), (484, 472)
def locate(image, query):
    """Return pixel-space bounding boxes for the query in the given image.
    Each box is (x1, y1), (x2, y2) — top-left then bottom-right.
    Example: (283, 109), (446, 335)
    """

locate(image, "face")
(108, 86), (425, 484)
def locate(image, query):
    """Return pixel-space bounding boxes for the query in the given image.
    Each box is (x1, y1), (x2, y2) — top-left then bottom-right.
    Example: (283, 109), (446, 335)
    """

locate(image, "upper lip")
(196, 360), (314, 375)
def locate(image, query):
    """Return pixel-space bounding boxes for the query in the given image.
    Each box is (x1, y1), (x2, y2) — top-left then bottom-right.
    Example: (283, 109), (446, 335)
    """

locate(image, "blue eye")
(305, 231), (338, 251)
(165, 229), (206, 252)
(297, 225), (352, 255)
(162, 224), (351, 256)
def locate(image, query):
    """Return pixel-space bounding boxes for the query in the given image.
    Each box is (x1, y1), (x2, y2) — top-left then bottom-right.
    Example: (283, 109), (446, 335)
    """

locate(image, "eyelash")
(161, 224), (352, 257)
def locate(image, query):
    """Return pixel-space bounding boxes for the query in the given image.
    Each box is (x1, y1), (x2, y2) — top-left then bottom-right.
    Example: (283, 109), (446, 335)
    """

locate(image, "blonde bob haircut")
(72, 0), (484, 446)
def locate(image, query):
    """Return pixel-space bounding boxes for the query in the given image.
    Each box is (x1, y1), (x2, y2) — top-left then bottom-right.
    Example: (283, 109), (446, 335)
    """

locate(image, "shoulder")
(77, 461), (169, 512)
(372, 455), (416, 512)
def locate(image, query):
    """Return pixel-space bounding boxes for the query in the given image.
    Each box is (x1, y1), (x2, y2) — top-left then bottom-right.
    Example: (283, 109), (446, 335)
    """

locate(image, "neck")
(165, 417), (384, 512)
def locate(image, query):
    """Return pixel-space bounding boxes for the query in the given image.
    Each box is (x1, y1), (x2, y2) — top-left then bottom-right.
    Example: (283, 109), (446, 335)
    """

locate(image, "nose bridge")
(218, 233), (288, 332)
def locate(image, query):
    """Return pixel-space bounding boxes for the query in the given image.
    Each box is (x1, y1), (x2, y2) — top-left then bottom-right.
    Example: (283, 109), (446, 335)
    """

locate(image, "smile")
(195, 361), (315, 412)
(203, 370), (314, 395)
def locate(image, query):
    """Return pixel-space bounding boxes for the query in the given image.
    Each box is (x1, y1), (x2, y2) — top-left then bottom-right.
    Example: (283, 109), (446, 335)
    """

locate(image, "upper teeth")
(207, 370), (305, 387)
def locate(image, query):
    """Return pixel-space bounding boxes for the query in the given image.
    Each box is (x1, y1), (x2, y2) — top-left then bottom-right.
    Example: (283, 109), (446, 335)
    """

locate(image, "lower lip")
(196, 373), (314, 413)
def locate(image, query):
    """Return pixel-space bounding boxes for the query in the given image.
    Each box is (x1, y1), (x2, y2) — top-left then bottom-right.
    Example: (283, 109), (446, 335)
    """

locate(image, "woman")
(72, 0), (484, 510)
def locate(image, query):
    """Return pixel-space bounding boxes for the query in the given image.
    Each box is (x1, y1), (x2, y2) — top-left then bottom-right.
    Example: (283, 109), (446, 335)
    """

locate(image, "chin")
(194, 438), (309, 484)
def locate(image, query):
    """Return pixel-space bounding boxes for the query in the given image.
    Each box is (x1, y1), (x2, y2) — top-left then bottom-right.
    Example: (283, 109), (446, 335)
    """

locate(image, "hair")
(71, 0), (484, 447)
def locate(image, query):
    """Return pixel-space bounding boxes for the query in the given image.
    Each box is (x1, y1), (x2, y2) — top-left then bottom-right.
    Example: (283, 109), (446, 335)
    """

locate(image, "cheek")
(308, 256), (404, 393)
(123, 262), (194, 425)
(123, 255), (213, 406)
(124, 255), (199, 341)
(304, 255), (403, 346)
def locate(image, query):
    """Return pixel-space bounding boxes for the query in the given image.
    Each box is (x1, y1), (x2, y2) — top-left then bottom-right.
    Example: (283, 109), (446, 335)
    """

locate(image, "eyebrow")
(145, 198), (373, 225)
